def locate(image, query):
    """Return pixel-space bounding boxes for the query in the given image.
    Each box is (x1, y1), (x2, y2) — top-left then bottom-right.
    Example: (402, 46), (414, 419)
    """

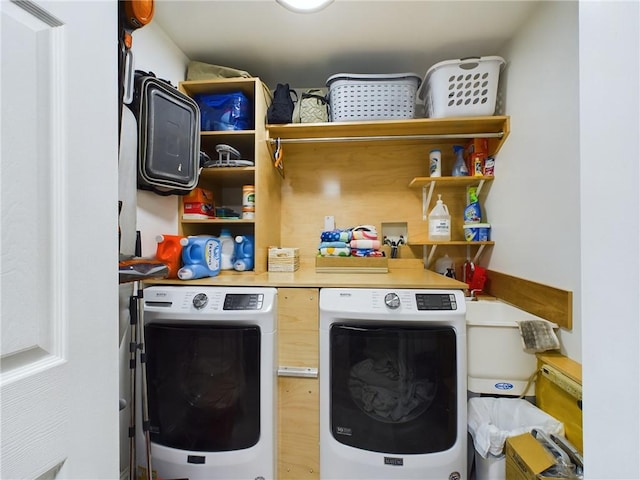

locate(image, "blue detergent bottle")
(233, 235), (254, 271)
(178, 235), (221, 280)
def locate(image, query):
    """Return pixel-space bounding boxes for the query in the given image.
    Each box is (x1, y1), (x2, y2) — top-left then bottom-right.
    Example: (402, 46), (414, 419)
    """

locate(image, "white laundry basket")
(326, 73), (421, 121)
(418, 56), (505, 118)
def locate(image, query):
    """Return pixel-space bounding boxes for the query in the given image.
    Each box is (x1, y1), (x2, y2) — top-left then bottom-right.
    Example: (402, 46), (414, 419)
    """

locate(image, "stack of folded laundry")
(318, 225), (385, 258)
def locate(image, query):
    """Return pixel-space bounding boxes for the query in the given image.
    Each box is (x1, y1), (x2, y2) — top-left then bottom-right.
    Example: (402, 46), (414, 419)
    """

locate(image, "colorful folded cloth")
(351, 229), (378, 240)
(351, 225), (378, 240)
(319, 247), (351, 257)
(320, 230), (352, 242)
(319, 241), (349, 249)
(351, 249), (385, 257)
(350, 239), (381, 250)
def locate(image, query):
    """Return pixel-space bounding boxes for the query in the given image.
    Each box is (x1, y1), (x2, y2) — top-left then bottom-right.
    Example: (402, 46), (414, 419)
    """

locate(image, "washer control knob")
(384, 292), (401, 309)
(192, 293), (208, 309)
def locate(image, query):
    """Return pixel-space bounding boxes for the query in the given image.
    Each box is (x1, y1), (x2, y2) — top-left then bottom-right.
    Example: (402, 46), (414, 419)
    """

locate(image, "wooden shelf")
(412, 240), (495, 246)
(267, 116), (510, 152)
(408, 175), (494, 189)
(181, 218), (255, 224)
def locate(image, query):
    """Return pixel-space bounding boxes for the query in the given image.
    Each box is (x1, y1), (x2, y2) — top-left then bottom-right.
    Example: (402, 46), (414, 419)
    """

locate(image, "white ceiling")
(153, 0), (541, 89)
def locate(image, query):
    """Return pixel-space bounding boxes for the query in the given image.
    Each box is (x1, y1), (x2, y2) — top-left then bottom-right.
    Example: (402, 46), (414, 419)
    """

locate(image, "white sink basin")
(465, 299), (557, 397)
(465, 299), (548, 326)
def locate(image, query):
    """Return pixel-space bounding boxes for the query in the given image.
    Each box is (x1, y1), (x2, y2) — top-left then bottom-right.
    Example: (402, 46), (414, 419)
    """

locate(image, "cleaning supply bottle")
(464, 186), (483, 224)
(428, 194), (451, 241)
(429, 149), (441, 177)
(233, 235), (255, 271)
(154, 234), (184, 279)
(452, 145), (469, 177)
(219, 228), (234, 270)
(177, 235), (221, 280)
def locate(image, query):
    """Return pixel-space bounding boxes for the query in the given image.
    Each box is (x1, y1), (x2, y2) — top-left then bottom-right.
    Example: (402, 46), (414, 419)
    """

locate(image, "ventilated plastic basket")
(326, 73), (421, 122)
(418, 56), (505, 118)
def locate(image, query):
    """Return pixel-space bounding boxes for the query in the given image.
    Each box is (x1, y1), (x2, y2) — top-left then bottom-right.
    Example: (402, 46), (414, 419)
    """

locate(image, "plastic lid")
(463, 223), (491, 228)
(453, 145), (464, 153)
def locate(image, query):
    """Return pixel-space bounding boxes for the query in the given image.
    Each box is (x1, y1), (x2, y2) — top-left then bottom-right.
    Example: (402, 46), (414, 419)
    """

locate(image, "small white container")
(429, 149), (441, 177)
(463, 223), (491, 242)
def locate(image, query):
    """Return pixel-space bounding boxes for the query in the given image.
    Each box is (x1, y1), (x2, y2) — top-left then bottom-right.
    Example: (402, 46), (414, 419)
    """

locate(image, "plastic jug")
(178, 235), (221, 280)
(428, 194), (451, 241)
(233, 235), (254, 271)
(154, 234), (184, 279)
(219, 228), (234, 270)
(435, 254), (456, 278)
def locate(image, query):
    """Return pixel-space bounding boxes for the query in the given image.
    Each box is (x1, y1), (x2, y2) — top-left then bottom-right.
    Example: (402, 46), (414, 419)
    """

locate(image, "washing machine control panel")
(415, 293), (458, 310)
(223, 293), (264, 310)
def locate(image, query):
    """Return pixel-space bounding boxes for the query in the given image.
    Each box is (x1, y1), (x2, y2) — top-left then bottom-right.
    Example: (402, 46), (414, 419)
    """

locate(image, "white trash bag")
(468, 397), (564, 459)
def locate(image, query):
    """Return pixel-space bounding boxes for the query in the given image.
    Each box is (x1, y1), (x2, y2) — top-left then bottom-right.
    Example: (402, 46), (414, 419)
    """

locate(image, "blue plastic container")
(233, 235), (254, 271)
(194, 92), (252, 131)
(463, 223), (491, 242)
(178, 235), (221, 280)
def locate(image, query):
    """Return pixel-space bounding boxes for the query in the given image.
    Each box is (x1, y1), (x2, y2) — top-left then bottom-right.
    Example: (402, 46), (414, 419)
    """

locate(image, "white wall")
(491, 1), (582, 360)
(130, 22), (190, 256)
(579, 1), (639, 477)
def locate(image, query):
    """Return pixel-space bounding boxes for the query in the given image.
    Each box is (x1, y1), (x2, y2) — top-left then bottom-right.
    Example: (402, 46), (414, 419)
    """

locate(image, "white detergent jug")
(428, 194), (451, 241)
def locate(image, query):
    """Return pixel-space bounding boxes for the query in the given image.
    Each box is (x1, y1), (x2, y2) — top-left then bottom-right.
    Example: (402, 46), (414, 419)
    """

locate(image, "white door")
(1, 1), (119, 478)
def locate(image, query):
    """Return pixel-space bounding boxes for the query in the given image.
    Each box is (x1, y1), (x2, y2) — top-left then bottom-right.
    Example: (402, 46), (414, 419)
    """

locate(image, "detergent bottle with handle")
(219, 228), (235, 270)
(178, 235), (221, 280)
(154, 234), (184, 279)
(428, 194), (451, 241)
(233, 235), (254, 271)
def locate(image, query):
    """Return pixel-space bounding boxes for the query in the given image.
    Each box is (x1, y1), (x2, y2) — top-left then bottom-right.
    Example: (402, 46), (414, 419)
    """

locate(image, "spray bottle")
(178, 235), (221, 280)
(452, 145), (469, 176)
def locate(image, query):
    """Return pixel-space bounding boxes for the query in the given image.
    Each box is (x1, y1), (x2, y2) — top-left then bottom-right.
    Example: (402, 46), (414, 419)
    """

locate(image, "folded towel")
(350, 239), (381, 250)
(319, 247), (351, 257)
(351, 225), (378, 239)
(319, 241), (349, 249)
(321, 230), (352, 242)
(351, 230), (378, 240)
(351, 249), (385, 257)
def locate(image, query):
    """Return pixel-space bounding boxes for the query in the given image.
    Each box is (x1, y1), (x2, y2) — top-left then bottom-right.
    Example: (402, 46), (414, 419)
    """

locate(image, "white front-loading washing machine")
(319, 288), (467, 480)
(137, 286), (277, 480)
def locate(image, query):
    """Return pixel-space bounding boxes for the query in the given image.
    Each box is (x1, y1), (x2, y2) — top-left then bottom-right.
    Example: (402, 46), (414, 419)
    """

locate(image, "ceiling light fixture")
(276, 0), (335, 14)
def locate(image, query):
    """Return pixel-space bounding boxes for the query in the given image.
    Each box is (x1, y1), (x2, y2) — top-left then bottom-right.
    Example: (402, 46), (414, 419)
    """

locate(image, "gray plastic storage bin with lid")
(468, 397), (564, 480)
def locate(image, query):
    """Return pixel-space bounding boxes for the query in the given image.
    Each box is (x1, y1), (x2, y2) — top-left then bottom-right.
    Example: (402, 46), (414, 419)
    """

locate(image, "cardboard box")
(183, 188), (215, 219)
(505, 433), (565, 480)
(465, 138), (489, 175)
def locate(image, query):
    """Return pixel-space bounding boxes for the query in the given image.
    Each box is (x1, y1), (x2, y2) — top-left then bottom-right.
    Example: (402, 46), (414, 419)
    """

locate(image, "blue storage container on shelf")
(194, 91), (252, 131)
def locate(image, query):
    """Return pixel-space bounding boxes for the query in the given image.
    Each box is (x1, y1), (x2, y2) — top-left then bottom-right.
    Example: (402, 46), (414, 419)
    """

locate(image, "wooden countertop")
(147, 259), (468, 290)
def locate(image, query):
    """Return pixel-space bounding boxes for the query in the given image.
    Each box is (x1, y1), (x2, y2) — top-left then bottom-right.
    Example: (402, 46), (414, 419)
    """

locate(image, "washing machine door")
(329, 324), (458, 454)
(144, 323), (261, 452)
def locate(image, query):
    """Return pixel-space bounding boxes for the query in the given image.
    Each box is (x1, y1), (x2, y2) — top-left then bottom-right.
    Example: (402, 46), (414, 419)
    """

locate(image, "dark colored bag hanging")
(267, 83), (298, 124)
